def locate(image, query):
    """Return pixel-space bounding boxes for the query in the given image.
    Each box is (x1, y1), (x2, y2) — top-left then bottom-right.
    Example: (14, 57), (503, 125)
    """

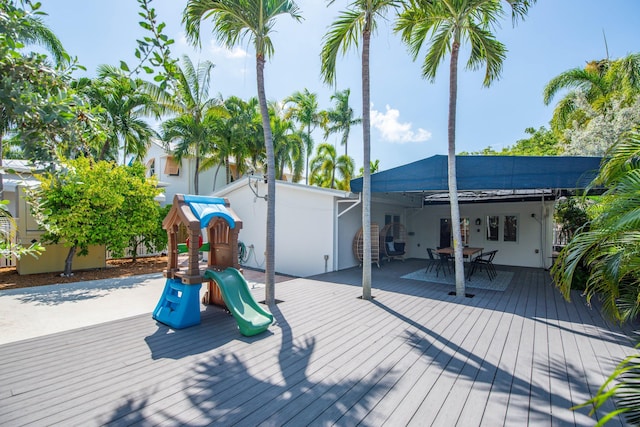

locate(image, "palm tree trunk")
(448, 40), (466, 298)
(0, 133), (4, 201)
(306, 125), (311, 185)
(194, 152), (200, 195)
(361, 25), (372, 300)
(257, 55), (276, 306)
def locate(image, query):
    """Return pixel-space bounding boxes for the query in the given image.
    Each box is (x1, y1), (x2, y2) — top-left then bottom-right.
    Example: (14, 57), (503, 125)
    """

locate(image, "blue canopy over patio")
(350, 155), (603, 194)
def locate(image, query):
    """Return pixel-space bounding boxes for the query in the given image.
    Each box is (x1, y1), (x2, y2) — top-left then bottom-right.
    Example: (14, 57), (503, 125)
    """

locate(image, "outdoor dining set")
(426, 246), (498, 281)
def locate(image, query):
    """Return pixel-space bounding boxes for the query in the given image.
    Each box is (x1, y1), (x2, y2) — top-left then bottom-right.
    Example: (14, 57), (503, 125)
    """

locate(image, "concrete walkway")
(0, 271), (273, 345)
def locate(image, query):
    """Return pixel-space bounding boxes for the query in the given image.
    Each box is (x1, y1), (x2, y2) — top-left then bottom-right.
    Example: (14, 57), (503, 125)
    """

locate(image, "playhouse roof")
(183, 195), (237, 228)
(163, 194), (241, 231)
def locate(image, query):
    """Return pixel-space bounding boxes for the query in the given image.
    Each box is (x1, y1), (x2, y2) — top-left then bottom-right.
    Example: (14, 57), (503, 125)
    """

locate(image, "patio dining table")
(436, 246), (483, 261)
(436, 247), (484, 279)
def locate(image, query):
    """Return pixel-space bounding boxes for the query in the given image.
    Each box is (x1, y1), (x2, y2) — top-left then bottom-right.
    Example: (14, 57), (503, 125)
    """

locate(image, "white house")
(213, 176), (359, 277)
(207, 155), (602, 278)
(143, 139), (230, 204)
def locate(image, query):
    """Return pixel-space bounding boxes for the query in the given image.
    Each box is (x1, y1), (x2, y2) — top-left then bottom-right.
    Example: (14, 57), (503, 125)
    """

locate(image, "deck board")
(0, 260), (636, 426)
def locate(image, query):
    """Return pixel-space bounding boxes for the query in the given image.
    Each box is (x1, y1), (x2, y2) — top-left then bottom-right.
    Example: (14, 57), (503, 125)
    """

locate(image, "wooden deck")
(0, 260), (635, 426)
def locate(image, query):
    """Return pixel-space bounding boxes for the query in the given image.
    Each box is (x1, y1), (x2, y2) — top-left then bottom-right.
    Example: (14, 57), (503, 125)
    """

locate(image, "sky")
(39, 0), (640, 172)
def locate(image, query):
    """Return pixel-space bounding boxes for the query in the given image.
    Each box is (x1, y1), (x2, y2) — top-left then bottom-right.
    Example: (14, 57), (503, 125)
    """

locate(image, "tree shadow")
(144, 305), (255, 360)
(374, 298), (618, 425)
(6, 273), (163, 306)
(110, 302), (394, 425)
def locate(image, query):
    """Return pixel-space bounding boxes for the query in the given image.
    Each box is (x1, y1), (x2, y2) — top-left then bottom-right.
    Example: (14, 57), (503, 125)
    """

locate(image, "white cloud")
(208, 41), (248, 59)
(370, 105), (431, 143)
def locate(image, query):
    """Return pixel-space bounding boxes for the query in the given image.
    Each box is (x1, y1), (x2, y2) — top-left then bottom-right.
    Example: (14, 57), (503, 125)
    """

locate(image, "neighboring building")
(1, 160), (106, 273)
(143, 139), (230, 205)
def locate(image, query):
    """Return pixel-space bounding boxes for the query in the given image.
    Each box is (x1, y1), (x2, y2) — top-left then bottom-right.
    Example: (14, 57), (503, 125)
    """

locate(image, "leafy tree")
(129, 203), (170, 261)
(122, 0), (179, 91)
(27, 158), (161, 276)
(462, 126), (561, 156)
(0, 1), (99, 197)
(322, 89), (362, 157)
(184, 0), (302, 306)
(161, 55), (219, 195)
(321, 0), (401, 301)
(283, 88), (321, 184)
(396, 0), (535, 298)
(563, 94), (640, 156)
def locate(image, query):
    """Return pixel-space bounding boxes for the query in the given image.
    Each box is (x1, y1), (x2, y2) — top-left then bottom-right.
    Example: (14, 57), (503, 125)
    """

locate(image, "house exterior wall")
(404, 200), (556, 269)
(143, 141), (228, 205)
(336, 199), (362, 270)
(215, 179), (348, 278)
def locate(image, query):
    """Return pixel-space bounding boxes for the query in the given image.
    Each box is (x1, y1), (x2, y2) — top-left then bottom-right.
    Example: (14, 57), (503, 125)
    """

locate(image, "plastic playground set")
(152, 194), (273, 337)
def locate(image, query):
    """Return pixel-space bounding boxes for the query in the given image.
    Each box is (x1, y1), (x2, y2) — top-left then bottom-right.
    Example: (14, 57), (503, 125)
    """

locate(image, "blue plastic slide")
(203, 268), (273, 337)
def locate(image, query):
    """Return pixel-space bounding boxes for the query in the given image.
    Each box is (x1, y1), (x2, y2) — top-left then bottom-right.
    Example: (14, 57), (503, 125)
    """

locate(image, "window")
(439, 217), (470, 247)
(504, 215), (518, 242)
(385, 214), (401, 239)
(146, 158), (155, 177)
(486, 215), (499, 241)
(460, 218), (470, 246)
(164, 156), (180, 176)
(485, 214), (518, 242)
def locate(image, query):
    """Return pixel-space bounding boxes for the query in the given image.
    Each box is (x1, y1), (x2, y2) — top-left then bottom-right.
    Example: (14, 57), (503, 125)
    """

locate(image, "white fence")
(106, 243), (166, 260)
(0, 253), (16, 268)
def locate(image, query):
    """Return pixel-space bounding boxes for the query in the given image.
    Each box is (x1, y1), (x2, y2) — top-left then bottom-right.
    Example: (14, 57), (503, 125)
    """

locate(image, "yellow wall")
(13, 185), (107, 275)
(17, 244), (106, 275)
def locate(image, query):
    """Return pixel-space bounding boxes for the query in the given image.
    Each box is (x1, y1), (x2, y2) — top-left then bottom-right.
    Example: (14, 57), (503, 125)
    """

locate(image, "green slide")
(203, 268), (273, 337)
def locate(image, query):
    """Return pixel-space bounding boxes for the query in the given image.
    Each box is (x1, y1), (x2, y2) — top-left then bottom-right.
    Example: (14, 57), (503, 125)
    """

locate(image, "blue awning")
(183, 195), (236, 228)
(350, 155), (603, 193)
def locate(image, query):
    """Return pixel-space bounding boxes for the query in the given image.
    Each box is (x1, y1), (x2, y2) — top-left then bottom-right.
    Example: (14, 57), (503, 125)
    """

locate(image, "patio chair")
(435, 252), (453, 277)
(467, 250), (498, 281)
(425, 248), (437, 273)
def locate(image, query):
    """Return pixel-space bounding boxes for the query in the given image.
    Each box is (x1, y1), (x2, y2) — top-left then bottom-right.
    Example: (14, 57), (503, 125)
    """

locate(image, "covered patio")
(0, 261), (633, 426)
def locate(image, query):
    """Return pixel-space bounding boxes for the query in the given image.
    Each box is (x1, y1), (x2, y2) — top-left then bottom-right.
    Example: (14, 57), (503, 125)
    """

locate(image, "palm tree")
(202, 96), (256, 189)
(321, 0), (402, 301)
(553, 127), (640, 322)
(543, 53), (640, 137)
(552, 127), (640, 425)
(322, 89), (362, 158)
(309, 142), (354, 190)
(283, 89), (321, 184)
(82, 65), (161, 163)
(359, 159), (380, 176)
(396, 0), (535, 298)
(184, 0), (302, 306)
(8, 1), (68, 65)
(270, 102), (304, 181)
(161, 55), (218, 195)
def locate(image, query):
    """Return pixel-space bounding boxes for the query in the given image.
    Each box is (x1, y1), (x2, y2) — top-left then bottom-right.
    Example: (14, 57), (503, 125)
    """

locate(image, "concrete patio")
(0, 260), (635, 426)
